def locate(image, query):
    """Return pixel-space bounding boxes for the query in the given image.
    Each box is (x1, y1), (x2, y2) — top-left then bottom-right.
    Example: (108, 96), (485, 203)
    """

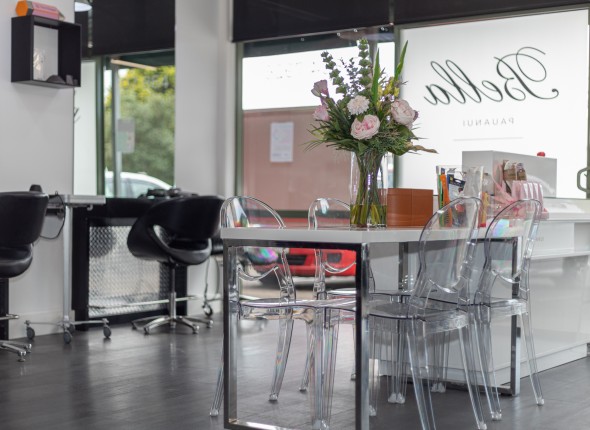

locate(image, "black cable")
(41, 192), (66, 240)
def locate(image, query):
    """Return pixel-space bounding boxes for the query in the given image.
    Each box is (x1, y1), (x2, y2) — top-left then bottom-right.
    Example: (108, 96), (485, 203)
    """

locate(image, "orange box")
(15, 1), (64, 21)
(387, 188), (434, 227)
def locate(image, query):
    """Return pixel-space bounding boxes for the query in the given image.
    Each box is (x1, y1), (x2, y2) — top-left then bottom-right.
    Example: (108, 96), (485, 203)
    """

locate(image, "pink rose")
(313, 105), (329, 121)
(350, 115), (380, 140)
(391, 99), (417, 127)
(311, 80), (329, 98)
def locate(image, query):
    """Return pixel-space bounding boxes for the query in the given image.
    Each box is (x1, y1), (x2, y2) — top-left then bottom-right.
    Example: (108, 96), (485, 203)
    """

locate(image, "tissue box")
(387, 188), (434, 227)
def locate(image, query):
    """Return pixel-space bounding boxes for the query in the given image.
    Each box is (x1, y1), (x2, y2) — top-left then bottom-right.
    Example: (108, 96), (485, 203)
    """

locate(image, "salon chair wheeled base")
(131, 291), (213, 334)
(1, 340), (30, 362)
(25, 317), (111, 345)
(1, 314), (31, 362)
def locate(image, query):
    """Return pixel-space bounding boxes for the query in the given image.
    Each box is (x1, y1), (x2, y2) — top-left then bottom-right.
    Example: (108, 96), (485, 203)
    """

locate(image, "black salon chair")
(0, 191), (48, 361)
(127, 195), (224, 334)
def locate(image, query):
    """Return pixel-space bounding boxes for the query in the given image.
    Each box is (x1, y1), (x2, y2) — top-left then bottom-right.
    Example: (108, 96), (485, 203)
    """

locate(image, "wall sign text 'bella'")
(424, 47), (559, 105)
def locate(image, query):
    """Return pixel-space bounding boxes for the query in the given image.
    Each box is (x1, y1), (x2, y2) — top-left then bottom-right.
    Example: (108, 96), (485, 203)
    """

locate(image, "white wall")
(175, 0), (235, 198)
(0, 0), (75, 337)
(175, 0), (235, 314)
(74, 61), (97, 195)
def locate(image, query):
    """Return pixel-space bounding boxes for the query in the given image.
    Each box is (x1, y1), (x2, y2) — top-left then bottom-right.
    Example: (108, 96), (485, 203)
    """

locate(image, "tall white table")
(221, 226), (520, 430)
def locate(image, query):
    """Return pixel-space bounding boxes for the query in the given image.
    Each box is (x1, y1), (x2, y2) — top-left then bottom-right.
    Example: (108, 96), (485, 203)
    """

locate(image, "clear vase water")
(349, 151), (391, 229)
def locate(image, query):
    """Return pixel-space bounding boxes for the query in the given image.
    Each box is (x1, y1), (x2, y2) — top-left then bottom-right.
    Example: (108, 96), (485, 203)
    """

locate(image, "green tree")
(105, 66), (175, 185)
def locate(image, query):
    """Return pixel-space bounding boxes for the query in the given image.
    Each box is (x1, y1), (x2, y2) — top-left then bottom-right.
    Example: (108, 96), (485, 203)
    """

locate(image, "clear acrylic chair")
(210, 196), (295, 417)
(297, 198), (357, 392)
(305, 197), (409, 412)
(308, 197), (378, 299)
(369, 197), (487, 430)
(308, 198), (356, 300)
(472, 198), (544, 420)
(210, 196), (354, 430)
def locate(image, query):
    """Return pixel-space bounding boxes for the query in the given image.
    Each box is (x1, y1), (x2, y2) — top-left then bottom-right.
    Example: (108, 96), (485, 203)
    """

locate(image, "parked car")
(245, 246), (356, 278)
(286, 248), (356, 277)
(105, 171), (172, 198)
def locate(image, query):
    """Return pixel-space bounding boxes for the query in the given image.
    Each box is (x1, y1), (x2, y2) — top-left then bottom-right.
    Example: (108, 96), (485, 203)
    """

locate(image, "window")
(239, 31), (395, 211)
(103, 54), (175, 197)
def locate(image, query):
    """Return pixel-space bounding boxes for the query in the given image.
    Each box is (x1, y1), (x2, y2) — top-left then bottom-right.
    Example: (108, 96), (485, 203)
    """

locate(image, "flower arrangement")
(308, 39), (436, 227)
(308, 39), (435, 157)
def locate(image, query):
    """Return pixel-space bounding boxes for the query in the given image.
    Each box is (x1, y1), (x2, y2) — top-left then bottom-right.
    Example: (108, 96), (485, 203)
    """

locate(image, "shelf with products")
(11, 15), (81, 88)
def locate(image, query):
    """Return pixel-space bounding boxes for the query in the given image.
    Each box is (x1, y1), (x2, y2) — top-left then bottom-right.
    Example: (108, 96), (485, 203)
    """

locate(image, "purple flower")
(313, 105), (330, 121)
(311, 80), (329, 98)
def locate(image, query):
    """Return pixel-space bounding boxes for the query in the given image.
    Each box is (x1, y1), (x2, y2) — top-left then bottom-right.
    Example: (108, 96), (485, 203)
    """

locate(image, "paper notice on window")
(116, 118), (136, 154)
(270, 122), (294, 162)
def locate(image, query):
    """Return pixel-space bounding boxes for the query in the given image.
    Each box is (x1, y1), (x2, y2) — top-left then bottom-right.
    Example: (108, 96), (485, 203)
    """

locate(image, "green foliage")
(104, 66), (175, 185)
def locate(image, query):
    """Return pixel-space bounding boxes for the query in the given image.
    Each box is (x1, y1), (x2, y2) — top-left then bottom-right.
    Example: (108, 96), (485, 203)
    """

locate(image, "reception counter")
(440, 197), (590, 387)
(508, 198), (590, 378)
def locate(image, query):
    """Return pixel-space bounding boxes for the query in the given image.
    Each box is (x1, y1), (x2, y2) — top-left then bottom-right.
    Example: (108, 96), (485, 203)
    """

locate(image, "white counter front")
(444, 197), (590, 386)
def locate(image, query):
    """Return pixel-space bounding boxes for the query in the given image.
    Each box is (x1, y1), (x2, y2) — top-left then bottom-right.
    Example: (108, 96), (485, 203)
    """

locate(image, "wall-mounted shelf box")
(11, 15), (81, 88)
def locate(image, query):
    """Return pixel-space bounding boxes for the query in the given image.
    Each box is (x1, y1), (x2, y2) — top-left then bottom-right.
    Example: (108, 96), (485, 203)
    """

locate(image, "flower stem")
(350, 151), (387, 228)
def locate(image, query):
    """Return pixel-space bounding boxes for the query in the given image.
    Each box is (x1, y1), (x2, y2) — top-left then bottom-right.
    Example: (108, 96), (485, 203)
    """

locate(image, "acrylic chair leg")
(459, 325), (487, 430)
(429, 331), (442, 393)
(309, 309), (329, 430)
(269, 317), (294, 402)
(299, 324), (312, 392)
(307, 308), (342, 430)
(210, 354), (224, 417)
(430, 331), (450, 394)
(389, 320), (408, 404)
(304, 259), (325, 394)
(474, 317), (502, 420)
(323, 309), (340, 423)
(520, 312), (544, 406)
(440, 331), (450, 391)
(407, 321), (436, 430)
(301, 321), (352, 394)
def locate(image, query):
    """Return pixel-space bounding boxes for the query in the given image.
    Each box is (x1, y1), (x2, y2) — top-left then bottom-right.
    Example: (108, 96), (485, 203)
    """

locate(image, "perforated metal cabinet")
(71, 198), (188, 326)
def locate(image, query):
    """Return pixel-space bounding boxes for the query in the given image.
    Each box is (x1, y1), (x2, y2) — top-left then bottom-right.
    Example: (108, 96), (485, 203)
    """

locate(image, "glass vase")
(349, 151), (391, 229)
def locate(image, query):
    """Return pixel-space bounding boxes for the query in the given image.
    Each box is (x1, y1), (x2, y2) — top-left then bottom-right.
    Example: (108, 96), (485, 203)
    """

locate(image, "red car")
(244, 247), (356, 278)
(286, 248), (357, 277)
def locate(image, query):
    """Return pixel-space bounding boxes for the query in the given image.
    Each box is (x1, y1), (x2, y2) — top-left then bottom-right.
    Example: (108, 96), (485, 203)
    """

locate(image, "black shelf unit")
(11, 15), (81, 88)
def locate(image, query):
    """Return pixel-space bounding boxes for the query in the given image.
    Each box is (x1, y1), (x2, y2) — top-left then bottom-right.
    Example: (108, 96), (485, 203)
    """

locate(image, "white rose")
(350, 115), (380, 140)
(391, 99), (416, 127)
